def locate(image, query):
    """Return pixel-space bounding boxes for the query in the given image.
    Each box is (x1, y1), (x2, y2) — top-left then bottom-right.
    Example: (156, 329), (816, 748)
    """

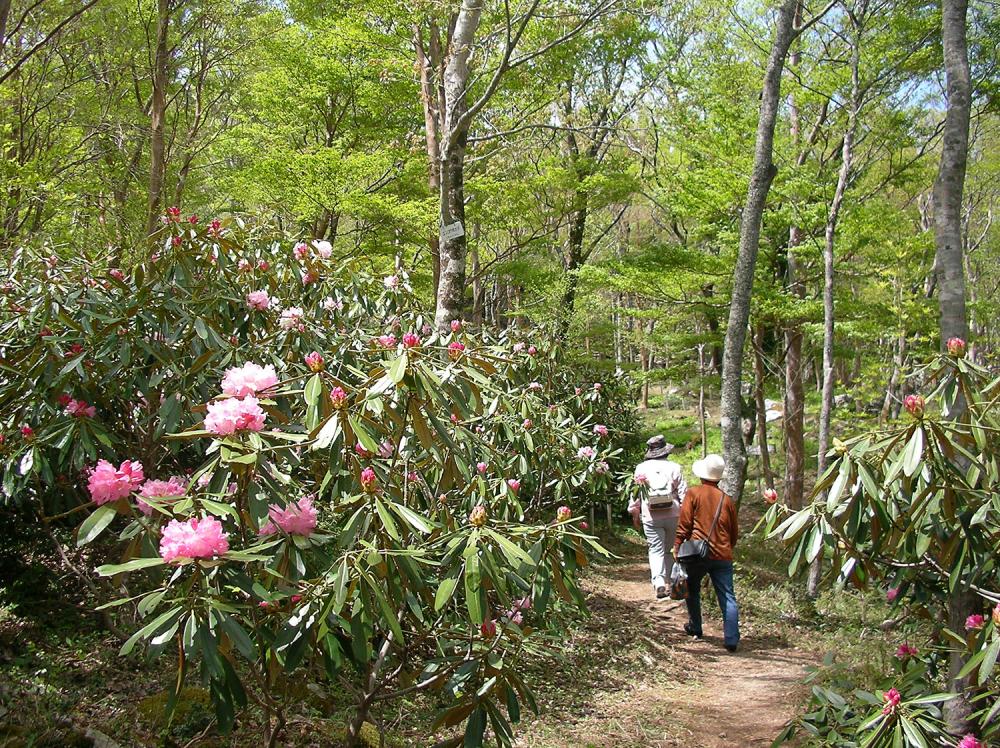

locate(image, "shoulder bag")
(676, 489), (726, 564)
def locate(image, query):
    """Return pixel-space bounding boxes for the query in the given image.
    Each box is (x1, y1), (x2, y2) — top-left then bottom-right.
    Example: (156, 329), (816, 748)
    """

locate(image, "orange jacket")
(673, 483), (739, 561)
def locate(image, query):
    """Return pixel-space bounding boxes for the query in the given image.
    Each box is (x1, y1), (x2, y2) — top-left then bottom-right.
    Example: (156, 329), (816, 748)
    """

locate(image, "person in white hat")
(672, 453), (740, 651)
(628, 435), (687, 599)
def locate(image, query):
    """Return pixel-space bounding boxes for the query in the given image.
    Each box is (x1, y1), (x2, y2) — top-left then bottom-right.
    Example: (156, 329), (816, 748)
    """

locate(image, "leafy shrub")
(765, 350), (1000, 747)
(0, 216), (634, 746)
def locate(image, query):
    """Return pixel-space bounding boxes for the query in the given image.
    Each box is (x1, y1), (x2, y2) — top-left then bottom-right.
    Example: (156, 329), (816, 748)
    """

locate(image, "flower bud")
(903, 394), (924, 418)
(946, 337), (966, 357)
(762, 488), (778, 504)
(469, 505), (487, 527)
(556, 506), (572, 522)
(305, 351), (325, 372)
(480, 619), (496, 637)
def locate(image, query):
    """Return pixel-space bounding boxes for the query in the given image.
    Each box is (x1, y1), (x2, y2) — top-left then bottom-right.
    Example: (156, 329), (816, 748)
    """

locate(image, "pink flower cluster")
(577, 446), (595, 460)
(88, 460), (145, 505)
(279, 307), (305, 332)
(448, 341), (465, 360)
(894, 643), (918, 659)
(504, 595), (532, 626)
(506, 479), (520, 493)
(159, 516), (229, 563)
(556, 506), (572, 522)
(259, 495), (318, 537)
(65, 398), (96, 418)
(402, 332), (420, 348)
(904, 394), (924, 417)
(946, 337), (966, 357)
(305, 351), (324, 371)
(377, 334), (397, 348)
(360, 466), (377, 491)
(881, 687), (901, 715)
(221, 363), (278, 398)
(593, 424), (608, 437)
(246, 290), (270, 311)
(762, 487), (778, 504)
(137, 476), (187, 515)
(965, 614), (985, 631)
(205, 395), (266, 435)
(329, 386), (348, 409)
(958, 735), (984, 748)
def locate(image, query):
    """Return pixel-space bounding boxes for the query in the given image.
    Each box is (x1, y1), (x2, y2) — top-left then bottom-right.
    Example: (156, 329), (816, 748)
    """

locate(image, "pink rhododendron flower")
(197, 473), (213, 488)
(204, 396), (266, 435)
(574, 387), (582, 396)
(527, 346), (537, 356)
(293, 242), (309, 261)
(159, 516), (229, 563)
(171, 235), (182, 247)
(257, 260), (269, 271)
(57, 393), (73, 407)
(421, 324), (433, 336)
(946, 337), (966, 357)
(305, 351), (324, 372)
(290, 594), (302, 604)
(378, 440), (394, 459)
(301, 270), (319, 286)
(965, 614), (985, 631)
(762, 488), (779, 504)
(407, 471), (419, 483)
(513, 596), (532, 611)
(512, 342), (525, 353)
(527, 381), (543, 392)
(881, 688), (901, 715)
(109, 269), (125, 281)
(886, 587), (899, 602)
(312, 240), (332, 258)
(522, 419), (533, 429)
(166, 206), (181, 222)
(476, 462), (488, 475)
(580, 521), (589, 530)
(20, 426), (33, 438)
(556, 506), (572, 522)
(187, 214), (198, 224)
(329, 386), (348, 409)
(238, 259), (252, 272)
(137, 476), (187, 515)
(354, 443), (372, 459)
(993, 603), (1000, 627)
(279, 307), (305, 332)
(593, 424), (608, 437)
(246, 290), (270, 311)
(377, 334), (397, 348)
(594, 382), (603, 391)
(360, 466), (377, 492)
(402, 332), (420, 348)
(595, 461), (610, 475)
(383, 274), (399, 290)
(221, 363), (278, 398)
(904, 394), (924, 417)
(451, 319), (462, 332)
(634, 473), (649, 487)
(508, 611), (524, 626)
(323, 296), (343, 312)
(65, 399), (96, 418)
(39, 327), (52, 337)
(208, 219), (221, 236)
(469, 505), (487, 527)
(480, 619), (496, 637)
(448, 341), (465, 360)
(506, 479), (520, 493)
(894, 643), (918, 659)
(450, 413), (459, 425)
(88, 460), (145, 504)
(259, 495), (318, 537)
(958, 735), (984, 748)
(577, 446), (595, 460)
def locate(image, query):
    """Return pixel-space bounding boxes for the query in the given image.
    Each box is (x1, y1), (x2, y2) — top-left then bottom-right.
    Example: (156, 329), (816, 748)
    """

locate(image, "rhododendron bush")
(764, 353), (1000, 747)
(0, 219), (636, 746)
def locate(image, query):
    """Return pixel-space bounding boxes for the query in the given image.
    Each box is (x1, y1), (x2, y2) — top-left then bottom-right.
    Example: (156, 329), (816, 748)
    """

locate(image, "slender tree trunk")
(752, 325), (775, 489)
(720, 0), (799, 502)
(934, 0), (974, 734)
(880, 330), (907, 425)
(415, 23), (443, 297)
(698, 344), (708, 457)
(434, 1), (483, 333)
(145, 0), (170, 239)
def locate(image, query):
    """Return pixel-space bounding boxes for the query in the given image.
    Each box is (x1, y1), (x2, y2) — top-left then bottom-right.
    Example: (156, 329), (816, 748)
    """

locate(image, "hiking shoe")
(725, 644), (738, 653)
(683, 623), (702, 639)
(655, 586), (668, 599)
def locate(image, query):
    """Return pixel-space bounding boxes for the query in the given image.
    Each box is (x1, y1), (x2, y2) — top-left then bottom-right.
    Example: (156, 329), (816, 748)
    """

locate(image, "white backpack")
(642, 461), (680, 510)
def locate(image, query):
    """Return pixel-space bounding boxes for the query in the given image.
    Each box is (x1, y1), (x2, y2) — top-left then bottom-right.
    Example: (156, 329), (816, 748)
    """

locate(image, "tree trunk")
(720, 0), (799, 502)
(934, 0), (974, 734)
(752, 325), (775, 489)
(415, 23), (443, 297)
(145, 0), (170, 239)
(880, 330), (907, 425)
(434, 1), (483, 333)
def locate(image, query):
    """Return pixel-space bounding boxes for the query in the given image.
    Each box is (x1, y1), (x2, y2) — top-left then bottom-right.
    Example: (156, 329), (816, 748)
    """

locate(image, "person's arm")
(674, 489), (695, 555)
(627, 495), (642, 530)
(675, 466), (688, 504)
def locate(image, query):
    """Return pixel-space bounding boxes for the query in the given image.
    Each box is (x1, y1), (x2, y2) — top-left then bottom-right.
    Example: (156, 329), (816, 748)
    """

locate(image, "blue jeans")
(683, 559), (739, 647)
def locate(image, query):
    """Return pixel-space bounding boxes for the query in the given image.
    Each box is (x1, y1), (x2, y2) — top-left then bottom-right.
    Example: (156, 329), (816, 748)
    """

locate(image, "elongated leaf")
(903, 427), (924, 478)
(97, 556), (166, 576)
(78, 505), (117, 547)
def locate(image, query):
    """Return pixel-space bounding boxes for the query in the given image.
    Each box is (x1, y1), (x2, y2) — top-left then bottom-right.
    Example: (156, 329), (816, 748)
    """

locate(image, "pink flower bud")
(257, 260), (269, 271)
(171, 235), (182, 247)
(886, 587), (899, 602)
(406, 471), (419, 483)
(556, 506), (571, 522)
(894, 643), (918, 659)
(329, 386), (347, 409)
(634, 474), (649, 487)
(527, 346), (537, 356)
(593, 424), (608, 437)
(451, 319), (462, 332)
(522, 419), (532, 430)
(402, 332), (420, 348)
(762, 488), (778, 504)
(881, 687), (901, 715)
(480, 619), (496, 637)
(946, 337), (966, 357)
(448, 341), (466, 361)
(293, 242), (309, 261)
(506, 479), (520, 493)
(305, 351), (324, 371)
(965, 614), (985, 631)
(360, 466), (377, 491)
(355, 443), (372, 459)
(476, 462), (488, 475)
(166, 206), (181, 221)
(993, 603), (1000, 627)
(109, 269), (125, 281)
(187, 214), (198, 224)
(904, 394), (924, 417)
(469, 505), (487, 527)
(580, 521), (589, 531)
(377, 334), (397, 348)
(958, 735), (985, 748)
(290, 594), (302, 604)
(20, 426), (34, 438)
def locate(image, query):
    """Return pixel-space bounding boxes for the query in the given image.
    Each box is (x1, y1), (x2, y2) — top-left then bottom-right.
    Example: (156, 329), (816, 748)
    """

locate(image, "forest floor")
(512, 527), (814, 748)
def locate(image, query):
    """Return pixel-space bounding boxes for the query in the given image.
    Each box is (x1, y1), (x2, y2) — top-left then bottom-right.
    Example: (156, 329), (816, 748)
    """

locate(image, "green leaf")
(435, 572), (461, 612)
(979, 638), (1000, 685)
(374, 497), (401, 541)
(388, 352), (408, 384)
(97, 556), (166, 576)
(464, 553), (484, 624)
(902, 427), (924, 478)
(304, 374), (323, 406)
(78, 505), (117, 547)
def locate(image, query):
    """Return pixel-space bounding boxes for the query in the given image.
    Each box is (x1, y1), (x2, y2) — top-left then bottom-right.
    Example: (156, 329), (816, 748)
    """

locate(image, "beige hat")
(692, 453), (725, 482)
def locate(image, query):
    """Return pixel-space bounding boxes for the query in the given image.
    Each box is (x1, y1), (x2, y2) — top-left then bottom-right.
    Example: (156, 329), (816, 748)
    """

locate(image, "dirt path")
(516, 544), (813, 748)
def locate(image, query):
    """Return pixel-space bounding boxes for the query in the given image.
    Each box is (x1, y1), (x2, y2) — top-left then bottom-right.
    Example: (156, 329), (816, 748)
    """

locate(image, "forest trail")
(516, 542), (814, 748)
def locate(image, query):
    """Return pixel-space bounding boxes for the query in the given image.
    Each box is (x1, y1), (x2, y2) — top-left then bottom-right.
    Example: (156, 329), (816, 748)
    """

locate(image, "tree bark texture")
(720, 0), (799, 502)
(145, 0), (170, 239)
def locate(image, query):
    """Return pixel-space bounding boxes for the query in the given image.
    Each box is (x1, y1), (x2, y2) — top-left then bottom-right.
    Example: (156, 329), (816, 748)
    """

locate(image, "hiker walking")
(628, 435), (687, 599)
(673, 453), (740, 651)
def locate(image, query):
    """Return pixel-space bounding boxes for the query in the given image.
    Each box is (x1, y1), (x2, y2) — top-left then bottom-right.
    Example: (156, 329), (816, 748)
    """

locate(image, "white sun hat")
(692, 453), (725, 482)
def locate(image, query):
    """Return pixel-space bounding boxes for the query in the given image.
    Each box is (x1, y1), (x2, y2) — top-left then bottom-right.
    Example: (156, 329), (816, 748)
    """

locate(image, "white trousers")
(643, 515), (679, 589)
